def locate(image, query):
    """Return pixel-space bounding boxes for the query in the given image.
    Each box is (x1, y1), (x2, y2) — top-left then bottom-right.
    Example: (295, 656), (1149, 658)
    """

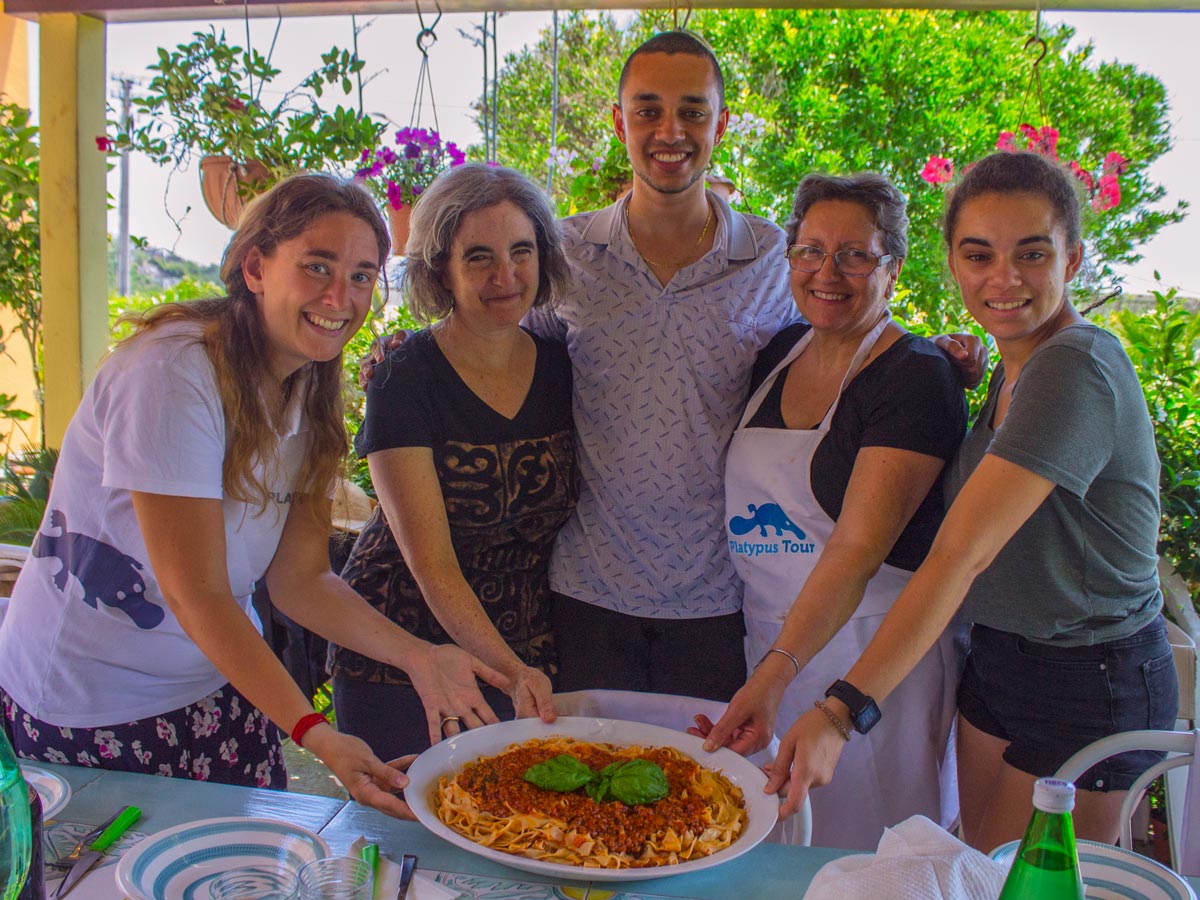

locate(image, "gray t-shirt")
(946, 322), (1162, 645)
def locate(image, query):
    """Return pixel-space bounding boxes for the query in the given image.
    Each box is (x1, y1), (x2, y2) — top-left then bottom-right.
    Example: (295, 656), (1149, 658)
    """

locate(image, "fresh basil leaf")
(524, 754), (595, 792)
(607, 759), (669, 805)
(585, 775), (612, 803)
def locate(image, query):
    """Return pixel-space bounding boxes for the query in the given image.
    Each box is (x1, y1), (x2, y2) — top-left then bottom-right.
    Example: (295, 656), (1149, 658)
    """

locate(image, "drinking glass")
(208, 866), (299, 900)
(297, 858), (373, 900)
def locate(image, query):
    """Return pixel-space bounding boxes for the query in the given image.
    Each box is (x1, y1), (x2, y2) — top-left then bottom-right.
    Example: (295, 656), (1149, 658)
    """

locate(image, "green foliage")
(113, 28), (382, 180)
(1105, 289), (1200, 598)
(0, 100), (43, 447)
(489, 11), (1184, 333)
(0, 446), (58, 546)
(488, 12), (641, 201)
(109, 277), (224, 344)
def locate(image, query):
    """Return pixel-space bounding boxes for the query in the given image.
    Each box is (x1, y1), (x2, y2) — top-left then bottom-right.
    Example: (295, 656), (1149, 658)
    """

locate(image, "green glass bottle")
(997, 778), (1085, 900)
(0, 729), (31, 900)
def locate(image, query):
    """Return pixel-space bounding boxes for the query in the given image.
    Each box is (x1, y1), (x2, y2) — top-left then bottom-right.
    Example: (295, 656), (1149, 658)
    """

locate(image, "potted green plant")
(111, 29), (382, 227)
(355, 127), (467, 253)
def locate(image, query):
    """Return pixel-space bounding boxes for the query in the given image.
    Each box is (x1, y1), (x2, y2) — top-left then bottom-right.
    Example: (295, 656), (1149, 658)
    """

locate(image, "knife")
(52, 805), (142, 900)
(395, 854), (416, 900)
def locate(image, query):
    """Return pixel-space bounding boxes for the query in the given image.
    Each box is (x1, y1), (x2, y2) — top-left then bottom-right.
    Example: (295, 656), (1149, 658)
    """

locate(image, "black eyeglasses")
(785, 244), (895, 277)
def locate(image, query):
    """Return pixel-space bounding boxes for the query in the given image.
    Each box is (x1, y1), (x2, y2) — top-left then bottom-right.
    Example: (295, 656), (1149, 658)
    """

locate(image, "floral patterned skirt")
(0, 683), (286, 789)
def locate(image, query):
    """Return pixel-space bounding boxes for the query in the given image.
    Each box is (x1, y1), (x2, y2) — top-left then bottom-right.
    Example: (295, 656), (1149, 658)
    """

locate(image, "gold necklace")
(626, 200), (713, 269)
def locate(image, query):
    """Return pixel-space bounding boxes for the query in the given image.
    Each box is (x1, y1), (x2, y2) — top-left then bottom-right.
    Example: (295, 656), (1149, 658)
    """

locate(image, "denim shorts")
(957, 615), (1178, 791)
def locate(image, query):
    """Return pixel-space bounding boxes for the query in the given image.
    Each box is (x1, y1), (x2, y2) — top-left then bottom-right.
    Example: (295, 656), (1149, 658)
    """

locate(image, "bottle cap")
(1033, 777), (1076, 813)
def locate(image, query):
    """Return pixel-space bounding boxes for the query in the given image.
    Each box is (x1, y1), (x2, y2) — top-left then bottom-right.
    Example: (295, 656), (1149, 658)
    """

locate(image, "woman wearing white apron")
(699, 173), (967, 850)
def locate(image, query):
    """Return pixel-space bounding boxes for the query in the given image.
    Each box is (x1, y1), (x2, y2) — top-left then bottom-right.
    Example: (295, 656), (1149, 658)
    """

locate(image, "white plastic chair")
(1053, 729), (1198, 875)
(553, 688), (812, 846)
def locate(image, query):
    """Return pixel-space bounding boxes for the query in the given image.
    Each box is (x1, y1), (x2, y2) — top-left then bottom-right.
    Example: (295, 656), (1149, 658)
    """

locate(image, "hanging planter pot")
(387, 201), (414, 256)
(199, 156), (272, 229)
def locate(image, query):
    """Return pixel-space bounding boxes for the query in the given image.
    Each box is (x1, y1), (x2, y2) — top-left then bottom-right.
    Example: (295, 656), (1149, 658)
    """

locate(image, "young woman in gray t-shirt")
(752, 150), (1177, 852)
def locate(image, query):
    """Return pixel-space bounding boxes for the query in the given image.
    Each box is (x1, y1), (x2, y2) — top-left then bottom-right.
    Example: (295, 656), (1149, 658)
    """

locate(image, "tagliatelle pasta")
(434, 736), (748, 869)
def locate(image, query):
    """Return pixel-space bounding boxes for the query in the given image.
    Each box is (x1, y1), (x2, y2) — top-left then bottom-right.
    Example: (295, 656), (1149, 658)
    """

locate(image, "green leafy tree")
(0, 100), (42, 450)
(1105, 289), (1200, 598)
(488, 11), (1184, 333)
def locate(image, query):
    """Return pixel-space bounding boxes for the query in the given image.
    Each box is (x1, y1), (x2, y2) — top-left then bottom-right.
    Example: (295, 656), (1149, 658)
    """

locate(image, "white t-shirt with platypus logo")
(0, 321), (308, 727)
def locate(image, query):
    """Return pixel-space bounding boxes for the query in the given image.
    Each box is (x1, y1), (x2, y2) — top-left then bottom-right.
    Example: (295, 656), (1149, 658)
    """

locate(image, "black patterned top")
(328, 327), (578, 686)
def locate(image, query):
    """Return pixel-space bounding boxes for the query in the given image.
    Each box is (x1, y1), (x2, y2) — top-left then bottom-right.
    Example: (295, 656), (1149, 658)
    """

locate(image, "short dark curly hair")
(617, 31), (725, 109)
(943, 151), (1083, 248)
(784, 172), (909, 262)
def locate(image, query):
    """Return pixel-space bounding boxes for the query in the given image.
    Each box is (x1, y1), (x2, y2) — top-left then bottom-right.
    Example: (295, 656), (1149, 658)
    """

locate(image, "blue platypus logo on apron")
(728, 503), (816, 557)
(729, 503), (806, 539)
(32, 509), (165, 629)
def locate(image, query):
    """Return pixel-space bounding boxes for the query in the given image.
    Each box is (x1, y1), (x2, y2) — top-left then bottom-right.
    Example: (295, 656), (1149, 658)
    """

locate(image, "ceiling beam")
(7, 0), (1200, 22)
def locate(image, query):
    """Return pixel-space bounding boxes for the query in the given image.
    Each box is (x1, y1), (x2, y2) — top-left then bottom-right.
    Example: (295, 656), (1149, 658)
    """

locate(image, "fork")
(49, 806), (132, 869)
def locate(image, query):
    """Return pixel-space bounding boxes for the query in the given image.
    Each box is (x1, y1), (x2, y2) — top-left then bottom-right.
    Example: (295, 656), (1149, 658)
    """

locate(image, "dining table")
(29, 761), (851, 900)
(29, 761), (1200, 900)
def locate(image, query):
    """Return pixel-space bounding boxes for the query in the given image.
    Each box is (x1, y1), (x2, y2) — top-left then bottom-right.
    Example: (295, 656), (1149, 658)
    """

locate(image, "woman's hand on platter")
(932, 332), (989, 389)
(689, 659), (789, 756)
(357, 331), (410, 389)
(509, 665), (558, 723)
(408, 643), (510, 745)
(768, 706), (849, 818)
(304, 726), (417, 819)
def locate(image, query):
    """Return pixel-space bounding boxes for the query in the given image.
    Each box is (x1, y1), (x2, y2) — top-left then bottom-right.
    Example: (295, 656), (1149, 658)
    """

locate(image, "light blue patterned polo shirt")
(526, 192), (798, 619)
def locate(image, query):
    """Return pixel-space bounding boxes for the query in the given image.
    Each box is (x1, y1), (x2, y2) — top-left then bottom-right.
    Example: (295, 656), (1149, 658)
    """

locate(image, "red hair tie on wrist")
(291, 712), (328, 747)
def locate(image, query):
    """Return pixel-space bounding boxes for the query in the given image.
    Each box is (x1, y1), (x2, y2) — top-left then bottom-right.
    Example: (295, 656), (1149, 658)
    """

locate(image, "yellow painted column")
(0, 6), (39, 452)
(39, 13), (107, 449)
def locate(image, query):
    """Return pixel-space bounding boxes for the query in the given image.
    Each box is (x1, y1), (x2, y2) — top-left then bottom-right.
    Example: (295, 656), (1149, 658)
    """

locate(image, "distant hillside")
(108, 243), (221, 296)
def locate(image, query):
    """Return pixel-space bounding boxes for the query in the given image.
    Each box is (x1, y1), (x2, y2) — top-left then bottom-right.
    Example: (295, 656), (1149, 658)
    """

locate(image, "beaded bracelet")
(755, 647), (801, 677)
(290, 712), (329, 747)
(813, 699), (851, 742)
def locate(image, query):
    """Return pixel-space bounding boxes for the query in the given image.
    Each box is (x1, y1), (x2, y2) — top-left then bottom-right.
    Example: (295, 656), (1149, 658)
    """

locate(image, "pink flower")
(95, 136), (115, 152)
(996, 132), (1017, 153)
(1031, 126), (1059, 159)
(920, 155), (954, 184)
(1018, 123), (1040, 146)
(386, 181), (404, 211)
(1103, 151), (1128, 177)
(1069, 160), (1095, 193)
(1093, 174), (1121, 211)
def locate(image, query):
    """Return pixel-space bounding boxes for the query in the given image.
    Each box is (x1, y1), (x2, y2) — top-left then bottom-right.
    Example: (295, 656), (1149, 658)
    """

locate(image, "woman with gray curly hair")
(697, 172), (968, 849)
(327, 164), (578, 757)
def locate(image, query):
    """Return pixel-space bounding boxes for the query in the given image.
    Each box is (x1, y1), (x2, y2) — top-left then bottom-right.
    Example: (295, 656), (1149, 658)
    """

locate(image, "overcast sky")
(26, 10), (1200, 297)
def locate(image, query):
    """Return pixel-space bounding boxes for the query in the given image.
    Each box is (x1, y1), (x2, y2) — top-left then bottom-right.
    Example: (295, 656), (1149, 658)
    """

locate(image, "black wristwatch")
(825, 679), (881, 735)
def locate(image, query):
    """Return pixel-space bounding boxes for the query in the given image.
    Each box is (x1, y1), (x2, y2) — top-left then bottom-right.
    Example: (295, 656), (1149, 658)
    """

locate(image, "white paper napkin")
(803, 815), (1009, 900)
(348, 837), (458, 900)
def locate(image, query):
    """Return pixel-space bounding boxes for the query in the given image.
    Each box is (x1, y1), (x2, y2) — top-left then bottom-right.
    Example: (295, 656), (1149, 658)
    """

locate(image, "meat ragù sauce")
(453, 740), (739, 861)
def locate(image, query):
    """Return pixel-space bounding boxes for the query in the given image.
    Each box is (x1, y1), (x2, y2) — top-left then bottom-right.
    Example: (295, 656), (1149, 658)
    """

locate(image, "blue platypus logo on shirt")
(728, 503), (807, 540)
(32, 509), (165, 630)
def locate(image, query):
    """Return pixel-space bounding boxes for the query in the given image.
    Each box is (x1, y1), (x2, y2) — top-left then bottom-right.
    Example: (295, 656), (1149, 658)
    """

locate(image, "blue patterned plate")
(991, 839), (1197, 900)
(115, 817), (330, 900)
(19, 763), (71, 820)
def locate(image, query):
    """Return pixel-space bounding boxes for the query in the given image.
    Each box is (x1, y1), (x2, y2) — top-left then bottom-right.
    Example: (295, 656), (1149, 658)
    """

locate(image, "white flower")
(727, 113), (768, 139)
(547, 146), (579, 171)
(45, 748), (70, 765)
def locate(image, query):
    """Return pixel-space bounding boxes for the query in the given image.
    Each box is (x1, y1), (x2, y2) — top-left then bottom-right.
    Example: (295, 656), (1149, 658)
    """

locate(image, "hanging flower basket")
(387, 201), (414, 257)
(199, 155), (272, 229)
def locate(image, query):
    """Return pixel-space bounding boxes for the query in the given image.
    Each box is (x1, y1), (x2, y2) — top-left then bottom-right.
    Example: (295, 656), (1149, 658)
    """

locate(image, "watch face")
(855, 699), (882, 735)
